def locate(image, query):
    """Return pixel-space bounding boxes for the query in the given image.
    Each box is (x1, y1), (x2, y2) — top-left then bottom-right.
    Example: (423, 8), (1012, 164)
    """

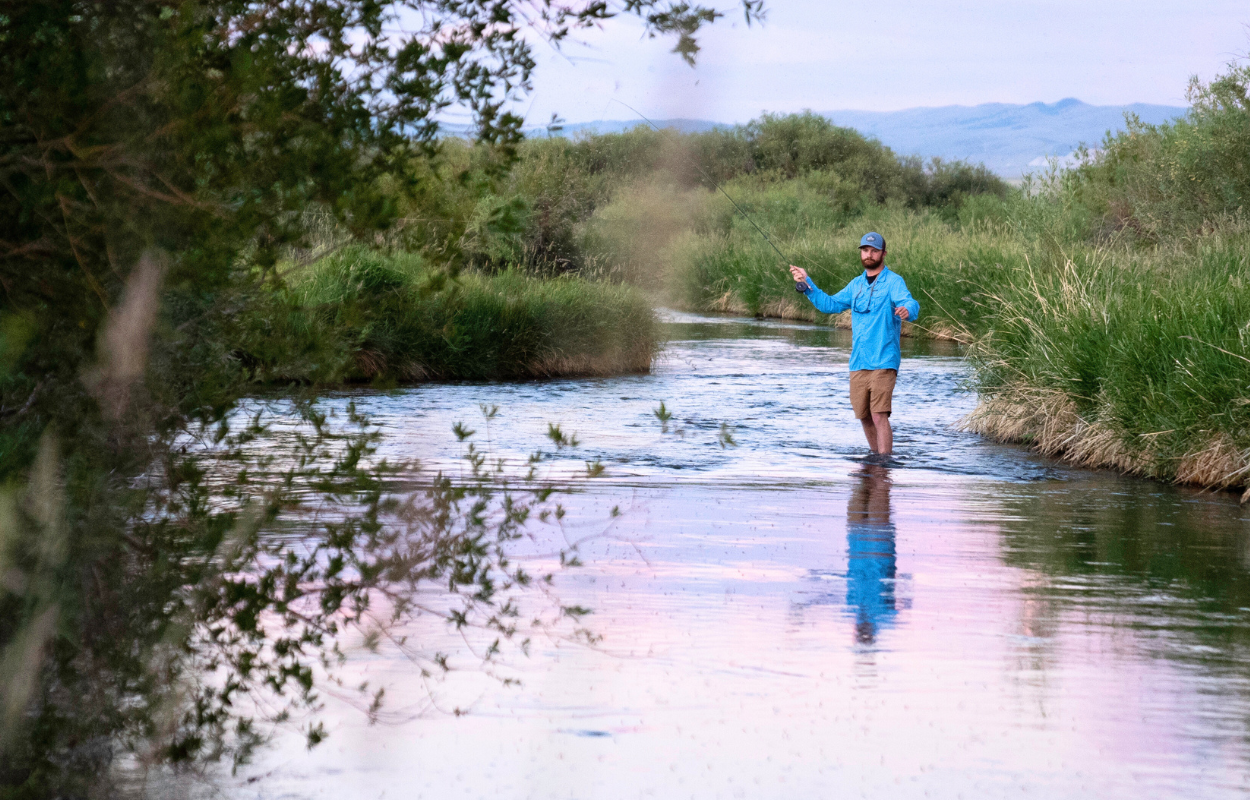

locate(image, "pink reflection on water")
(216, 468), (1249, 799)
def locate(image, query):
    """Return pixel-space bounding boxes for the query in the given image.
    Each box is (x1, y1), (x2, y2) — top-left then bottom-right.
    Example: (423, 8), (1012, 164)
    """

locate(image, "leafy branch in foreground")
(0, 0), (756, 794)
(2, 399), (601, 789)
(653, 400), (739, 448)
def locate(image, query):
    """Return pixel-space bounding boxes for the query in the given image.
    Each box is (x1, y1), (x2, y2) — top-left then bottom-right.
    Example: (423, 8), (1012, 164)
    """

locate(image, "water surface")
(205, 310), (1250, 799)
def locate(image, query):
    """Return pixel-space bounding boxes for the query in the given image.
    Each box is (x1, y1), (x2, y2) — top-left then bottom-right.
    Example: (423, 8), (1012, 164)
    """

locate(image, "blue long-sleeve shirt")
(799, 266), (920, 371)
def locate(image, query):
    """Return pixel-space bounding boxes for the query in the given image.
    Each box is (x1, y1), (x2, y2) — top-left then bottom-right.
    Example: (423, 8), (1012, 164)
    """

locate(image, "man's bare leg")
(871, 412), (893, 455)
(860, 417), (878, 453)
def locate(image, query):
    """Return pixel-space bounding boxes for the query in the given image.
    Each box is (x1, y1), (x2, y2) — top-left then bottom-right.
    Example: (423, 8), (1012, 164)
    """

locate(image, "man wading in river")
(789, 232), (920, 457)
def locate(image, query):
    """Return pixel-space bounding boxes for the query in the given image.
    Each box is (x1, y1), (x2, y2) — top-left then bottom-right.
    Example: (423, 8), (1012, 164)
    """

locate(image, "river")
(182, 310), (1250, 799)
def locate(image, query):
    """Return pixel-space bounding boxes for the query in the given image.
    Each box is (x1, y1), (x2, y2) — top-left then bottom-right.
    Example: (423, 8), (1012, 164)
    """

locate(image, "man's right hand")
(788, 265), (808, 283)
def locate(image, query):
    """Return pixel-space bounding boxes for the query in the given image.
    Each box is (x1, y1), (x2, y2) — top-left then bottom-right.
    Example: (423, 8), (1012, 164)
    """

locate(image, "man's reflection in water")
(846, 462), (897, 644)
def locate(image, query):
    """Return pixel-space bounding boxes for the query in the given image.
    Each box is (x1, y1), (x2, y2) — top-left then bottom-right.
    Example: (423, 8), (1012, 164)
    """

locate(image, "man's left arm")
(890, 276), (921, 321)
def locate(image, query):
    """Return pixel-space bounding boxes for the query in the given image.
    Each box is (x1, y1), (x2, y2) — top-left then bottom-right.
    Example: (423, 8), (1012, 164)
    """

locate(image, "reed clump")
(963, 236), (1250, 499)
(240, 247), (656, 384)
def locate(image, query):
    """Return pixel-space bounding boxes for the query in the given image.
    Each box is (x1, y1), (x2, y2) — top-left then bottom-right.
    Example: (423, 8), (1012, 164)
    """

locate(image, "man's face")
(860, 246), (885, 269)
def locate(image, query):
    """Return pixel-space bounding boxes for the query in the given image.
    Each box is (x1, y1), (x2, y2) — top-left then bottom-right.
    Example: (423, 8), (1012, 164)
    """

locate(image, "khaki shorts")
(849, 369), (897, 419)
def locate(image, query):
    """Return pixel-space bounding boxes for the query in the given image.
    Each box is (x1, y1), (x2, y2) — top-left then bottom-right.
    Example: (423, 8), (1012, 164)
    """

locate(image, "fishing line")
(611, 99), (793, 266)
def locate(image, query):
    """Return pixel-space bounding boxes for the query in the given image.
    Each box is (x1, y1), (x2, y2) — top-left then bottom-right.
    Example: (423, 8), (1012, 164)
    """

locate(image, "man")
(788, 232), (920, 457)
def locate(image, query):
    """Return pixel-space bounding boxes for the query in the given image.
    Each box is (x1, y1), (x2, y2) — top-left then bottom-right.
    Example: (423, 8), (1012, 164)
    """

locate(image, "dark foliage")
(0, 0), (749, 794)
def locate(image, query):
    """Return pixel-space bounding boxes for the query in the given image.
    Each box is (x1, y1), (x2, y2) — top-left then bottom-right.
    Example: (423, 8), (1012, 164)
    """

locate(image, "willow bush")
(1047, 63), (1250, 243)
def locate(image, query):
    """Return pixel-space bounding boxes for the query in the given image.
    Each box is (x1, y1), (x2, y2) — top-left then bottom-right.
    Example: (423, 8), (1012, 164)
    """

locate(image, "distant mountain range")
(527, 99), (1187, 178)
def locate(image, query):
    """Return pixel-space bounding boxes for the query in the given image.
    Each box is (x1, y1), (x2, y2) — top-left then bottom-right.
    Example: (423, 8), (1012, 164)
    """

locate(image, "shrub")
(1030, 63), (1250, 243)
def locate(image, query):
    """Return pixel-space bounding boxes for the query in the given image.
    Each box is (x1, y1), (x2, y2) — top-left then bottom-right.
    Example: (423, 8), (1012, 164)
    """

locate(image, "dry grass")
(964, 384), (1250, 500)
(962, 385), (1154, 472)
(703, 290), (749, 315)
(534, 350), (654, 377)
(758, 298), (815, 321)
(1174, 434), (1250, 502)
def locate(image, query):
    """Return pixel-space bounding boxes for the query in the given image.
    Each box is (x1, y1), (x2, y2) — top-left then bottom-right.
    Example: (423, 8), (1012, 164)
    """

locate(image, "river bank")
(962, 231), (1250, 502)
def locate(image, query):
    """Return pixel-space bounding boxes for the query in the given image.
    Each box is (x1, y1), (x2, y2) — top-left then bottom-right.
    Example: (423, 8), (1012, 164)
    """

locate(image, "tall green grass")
(965, 230), (1250, 494)
(238, 247), (656, 384)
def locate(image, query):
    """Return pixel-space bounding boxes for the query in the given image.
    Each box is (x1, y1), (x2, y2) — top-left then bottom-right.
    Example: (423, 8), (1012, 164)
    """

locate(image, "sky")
(511, 0), (1250, 125)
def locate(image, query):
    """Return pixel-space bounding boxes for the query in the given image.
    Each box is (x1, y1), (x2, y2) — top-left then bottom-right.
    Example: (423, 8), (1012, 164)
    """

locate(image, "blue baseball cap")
(859, 231), (885, 250)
